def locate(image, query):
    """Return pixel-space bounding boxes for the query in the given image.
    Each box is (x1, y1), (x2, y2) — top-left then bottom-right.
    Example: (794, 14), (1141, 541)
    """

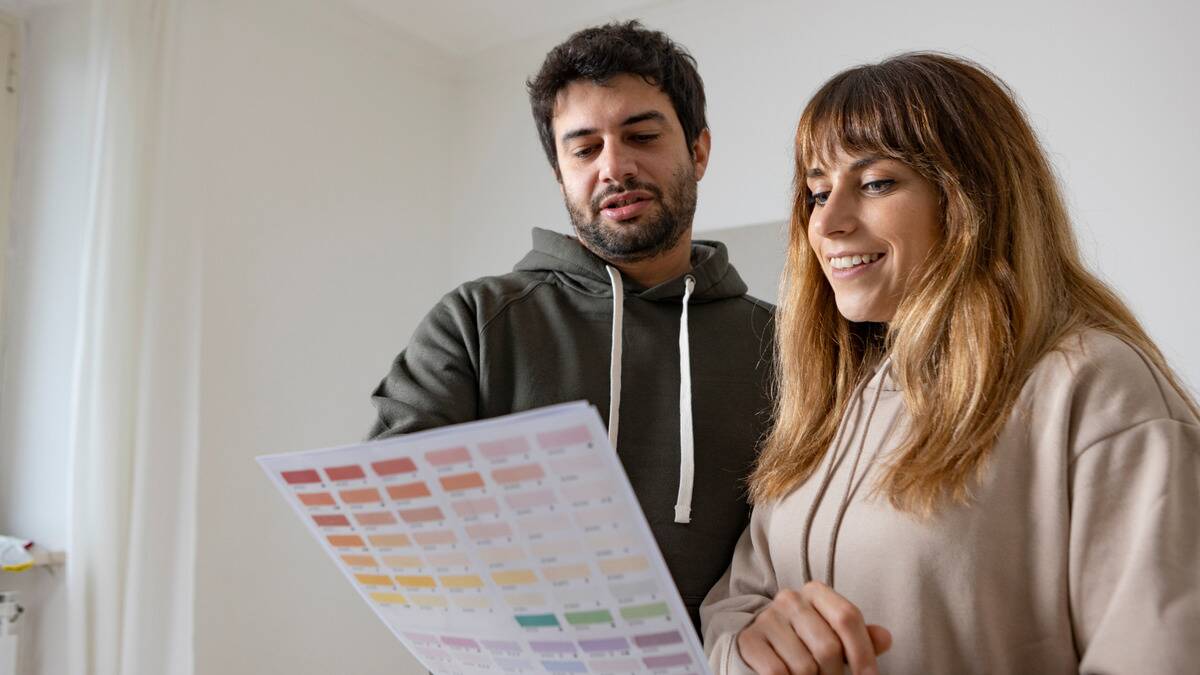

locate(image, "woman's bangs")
(797, 72), (912, 173)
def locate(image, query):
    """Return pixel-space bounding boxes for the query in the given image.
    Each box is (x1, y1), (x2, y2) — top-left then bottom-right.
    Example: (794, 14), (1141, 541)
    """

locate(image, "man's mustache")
(590, 179), (662, 211)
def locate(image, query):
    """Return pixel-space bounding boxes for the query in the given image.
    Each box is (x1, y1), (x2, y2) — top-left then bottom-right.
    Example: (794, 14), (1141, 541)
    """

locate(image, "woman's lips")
(830, 253), (885, 279)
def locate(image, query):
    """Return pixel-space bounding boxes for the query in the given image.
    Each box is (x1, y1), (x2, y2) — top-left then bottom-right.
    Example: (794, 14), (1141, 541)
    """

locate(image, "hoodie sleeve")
(1068, 418), (1200, 674)
(366, 288), (481, 439)
(700, 502), (779, 674)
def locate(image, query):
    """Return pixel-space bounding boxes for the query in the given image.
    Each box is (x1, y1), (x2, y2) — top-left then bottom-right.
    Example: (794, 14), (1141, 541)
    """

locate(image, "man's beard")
(565, 167), (697, 264)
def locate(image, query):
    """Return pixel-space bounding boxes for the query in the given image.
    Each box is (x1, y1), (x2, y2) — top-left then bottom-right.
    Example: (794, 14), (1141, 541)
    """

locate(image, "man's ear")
(692, 128), (712, 181)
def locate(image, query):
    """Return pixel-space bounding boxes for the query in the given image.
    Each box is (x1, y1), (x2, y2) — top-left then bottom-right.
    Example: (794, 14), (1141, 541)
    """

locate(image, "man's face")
(552, 74), (710, 264)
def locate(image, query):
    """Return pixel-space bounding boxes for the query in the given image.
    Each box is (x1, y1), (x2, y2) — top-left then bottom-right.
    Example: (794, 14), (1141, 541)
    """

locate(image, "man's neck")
(609, 234), (693, 288)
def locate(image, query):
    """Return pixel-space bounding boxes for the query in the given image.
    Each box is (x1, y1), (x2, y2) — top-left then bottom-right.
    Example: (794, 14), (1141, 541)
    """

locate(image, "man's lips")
(599, 190), (655, 221)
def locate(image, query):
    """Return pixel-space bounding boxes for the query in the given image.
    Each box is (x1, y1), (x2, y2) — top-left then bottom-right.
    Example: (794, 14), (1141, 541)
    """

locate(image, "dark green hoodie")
(369, 227), (774, 629)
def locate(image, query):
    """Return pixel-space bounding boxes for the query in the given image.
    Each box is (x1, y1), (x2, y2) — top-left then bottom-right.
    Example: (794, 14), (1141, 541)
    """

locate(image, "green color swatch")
(564, 609), (614, 625)
(514, 613), (560, 628)
(619, 602), (669, 620)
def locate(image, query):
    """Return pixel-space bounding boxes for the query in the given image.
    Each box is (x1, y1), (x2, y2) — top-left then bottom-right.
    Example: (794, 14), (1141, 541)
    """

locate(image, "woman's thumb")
(867, 624), (892, 655)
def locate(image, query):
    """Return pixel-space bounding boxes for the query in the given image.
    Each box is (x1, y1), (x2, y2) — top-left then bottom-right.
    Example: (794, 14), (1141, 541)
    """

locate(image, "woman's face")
(805, 147), (942, 323)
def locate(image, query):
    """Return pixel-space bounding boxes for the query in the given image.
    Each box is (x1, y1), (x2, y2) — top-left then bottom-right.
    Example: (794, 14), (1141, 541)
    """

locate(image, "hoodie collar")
(863, 357), (901, 392)
(513, 227), (749, 302)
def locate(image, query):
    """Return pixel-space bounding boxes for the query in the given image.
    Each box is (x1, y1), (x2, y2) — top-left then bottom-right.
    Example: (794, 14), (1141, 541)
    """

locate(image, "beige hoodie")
(701, 330), (1200, 674)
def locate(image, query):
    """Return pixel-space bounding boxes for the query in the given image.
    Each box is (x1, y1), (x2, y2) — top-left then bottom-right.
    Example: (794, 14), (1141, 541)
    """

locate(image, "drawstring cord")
(801, 358), (893, 586)
(604, 266), (697, 525)
(674, 275), (697, 524)
(605, 265), (624, 451)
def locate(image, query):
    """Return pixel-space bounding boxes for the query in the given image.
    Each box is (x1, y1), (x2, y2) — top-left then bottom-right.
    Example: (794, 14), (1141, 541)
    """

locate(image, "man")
(368, 20), (772, 630)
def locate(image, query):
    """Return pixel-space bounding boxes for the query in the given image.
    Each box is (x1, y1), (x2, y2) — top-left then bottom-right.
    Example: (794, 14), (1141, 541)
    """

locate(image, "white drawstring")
(604, 266), (696, 525)
(674, 275), (696, 524)
(605, 266), (624, 451)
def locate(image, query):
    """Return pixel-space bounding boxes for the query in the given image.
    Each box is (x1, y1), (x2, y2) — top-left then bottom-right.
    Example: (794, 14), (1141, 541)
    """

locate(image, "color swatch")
(259, 402), (708, 674)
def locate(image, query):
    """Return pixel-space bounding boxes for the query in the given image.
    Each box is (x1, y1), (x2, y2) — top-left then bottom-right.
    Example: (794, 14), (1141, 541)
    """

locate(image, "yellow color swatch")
(368, 533), (412, 548)
(370, 592), (407, 605)
(453, 595), (492, 610)
(598, 555), (649, 575)
(382, 555), (423, 569)
(587, 532), (638, 552)
(355, 574), (393, 587)
(395, 575), (437, 588)
(492, 569), (538, 586)
(440, 574), (484, 589)
(542, 563), (590, 582)
(504, 592), (546, 607)
(411, 595), (448, 608)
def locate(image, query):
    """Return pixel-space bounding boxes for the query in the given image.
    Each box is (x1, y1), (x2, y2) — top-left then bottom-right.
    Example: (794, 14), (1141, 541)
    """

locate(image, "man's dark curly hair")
(526, 20), (708, 176)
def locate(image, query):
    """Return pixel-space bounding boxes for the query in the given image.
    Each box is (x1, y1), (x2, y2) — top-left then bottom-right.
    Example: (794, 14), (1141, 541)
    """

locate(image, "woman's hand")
(735, 581), (892, 675)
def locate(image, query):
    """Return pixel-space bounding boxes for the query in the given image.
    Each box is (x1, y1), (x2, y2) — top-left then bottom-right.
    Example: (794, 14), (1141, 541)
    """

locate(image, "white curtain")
(66, 0), (197, 674)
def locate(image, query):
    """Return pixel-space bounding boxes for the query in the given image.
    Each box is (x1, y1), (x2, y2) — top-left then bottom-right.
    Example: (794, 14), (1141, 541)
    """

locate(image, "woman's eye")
(863, 179), (895, 194)
(807, 190), (830, 207)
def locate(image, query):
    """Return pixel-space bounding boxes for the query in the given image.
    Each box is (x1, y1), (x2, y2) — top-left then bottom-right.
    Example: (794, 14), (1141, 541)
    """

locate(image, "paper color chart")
(258, 402), (710, 675)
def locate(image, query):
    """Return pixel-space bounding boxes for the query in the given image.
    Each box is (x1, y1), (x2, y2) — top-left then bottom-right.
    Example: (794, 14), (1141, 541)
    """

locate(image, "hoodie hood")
(514, 227), (749, 302)
(515, 227), (754, 525)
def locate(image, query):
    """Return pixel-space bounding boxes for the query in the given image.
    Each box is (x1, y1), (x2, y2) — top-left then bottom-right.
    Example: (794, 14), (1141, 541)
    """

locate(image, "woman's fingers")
(737, 584), (890, 675)
(739, 605), (817, 675)
(801, 581), (879, 675)
(788, 607), (845, 675)
(866, 624), (892, 655)
(737, 627), (791, 675)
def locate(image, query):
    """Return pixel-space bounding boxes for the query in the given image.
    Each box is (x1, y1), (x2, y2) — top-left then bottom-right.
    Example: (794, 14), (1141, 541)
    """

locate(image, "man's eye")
(807, 190), (830, 207)
(863, 179), (895, 194)
(632, 133), (659, 143)
(573, 146), (597, 159)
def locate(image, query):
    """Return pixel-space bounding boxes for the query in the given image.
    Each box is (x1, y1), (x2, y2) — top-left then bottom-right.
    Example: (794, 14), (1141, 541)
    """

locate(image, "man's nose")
(598, 143), (637, 184)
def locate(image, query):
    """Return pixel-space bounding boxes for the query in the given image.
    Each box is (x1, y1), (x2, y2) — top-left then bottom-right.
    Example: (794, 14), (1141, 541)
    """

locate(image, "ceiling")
(1, 0), (679, 59)
(0, 0), (75, 11)
(338, 0), (678, 59)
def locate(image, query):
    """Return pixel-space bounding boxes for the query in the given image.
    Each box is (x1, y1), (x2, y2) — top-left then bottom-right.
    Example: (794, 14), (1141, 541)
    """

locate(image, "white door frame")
(0, 12), (21, 341)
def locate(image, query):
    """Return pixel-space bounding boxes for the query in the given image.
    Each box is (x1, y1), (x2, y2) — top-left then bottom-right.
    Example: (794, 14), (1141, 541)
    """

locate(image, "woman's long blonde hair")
(751, 52), (1198, 513)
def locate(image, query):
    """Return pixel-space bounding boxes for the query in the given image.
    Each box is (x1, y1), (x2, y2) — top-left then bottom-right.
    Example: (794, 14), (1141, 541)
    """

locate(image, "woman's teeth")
(830, 253), (883, 269)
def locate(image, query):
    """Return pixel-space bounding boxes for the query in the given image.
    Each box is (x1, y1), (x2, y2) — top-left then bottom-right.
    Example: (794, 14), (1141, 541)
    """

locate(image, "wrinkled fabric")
(370, 227), (775, 629)
(702, 330), (1200, 674)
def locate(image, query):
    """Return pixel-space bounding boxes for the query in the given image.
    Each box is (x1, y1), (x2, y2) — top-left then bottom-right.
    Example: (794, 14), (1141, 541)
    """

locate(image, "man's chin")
(586, 234), (674, 263)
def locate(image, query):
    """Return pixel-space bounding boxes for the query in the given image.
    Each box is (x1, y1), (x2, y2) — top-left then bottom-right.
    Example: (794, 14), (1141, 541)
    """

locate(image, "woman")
(701, 53), (1199, 675)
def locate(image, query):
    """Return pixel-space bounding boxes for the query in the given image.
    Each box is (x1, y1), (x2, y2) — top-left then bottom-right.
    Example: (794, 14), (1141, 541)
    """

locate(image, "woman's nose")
(809, 189), (858, 238)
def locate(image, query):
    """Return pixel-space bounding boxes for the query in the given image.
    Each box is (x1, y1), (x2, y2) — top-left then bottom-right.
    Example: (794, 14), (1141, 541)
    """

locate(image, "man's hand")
(735, 581), (891, 675)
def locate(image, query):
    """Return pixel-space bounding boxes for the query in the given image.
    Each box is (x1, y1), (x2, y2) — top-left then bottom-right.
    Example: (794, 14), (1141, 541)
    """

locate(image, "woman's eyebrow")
(806, 155), (885, 178)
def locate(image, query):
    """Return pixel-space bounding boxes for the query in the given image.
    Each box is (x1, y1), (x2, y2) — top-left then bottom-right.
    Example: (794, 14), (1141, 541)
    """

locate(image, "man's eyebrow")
(622, 110), (666, 126)
(805, 155), (884, 178)
(561, 127), (596, 144)
(560, 111), (668, 145)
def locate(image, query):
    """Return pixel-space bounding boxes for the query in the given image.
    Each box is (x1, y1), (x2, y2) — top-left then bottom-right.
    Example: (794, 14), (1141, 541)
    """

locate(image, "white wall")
(2, 2), (1197, 675)
(0, 4), (88, 675)
(449, 0), (1200, 392)
(181, 1), (455, 673)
